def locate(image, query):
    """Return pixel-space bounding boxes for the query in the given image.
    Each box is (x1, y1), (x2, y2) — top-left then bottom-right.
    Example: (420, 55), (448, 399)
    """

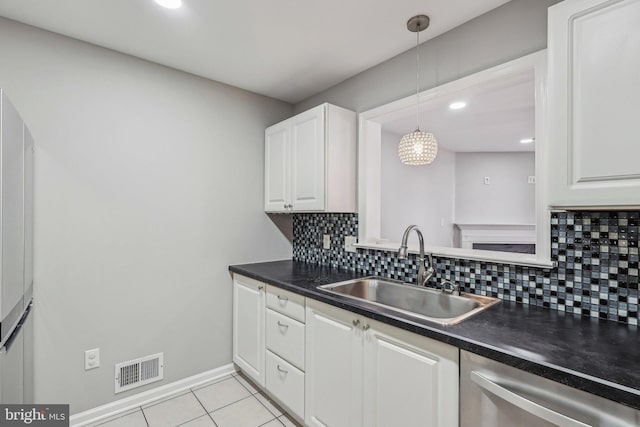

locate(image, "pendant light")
(398, 15), (438, 165)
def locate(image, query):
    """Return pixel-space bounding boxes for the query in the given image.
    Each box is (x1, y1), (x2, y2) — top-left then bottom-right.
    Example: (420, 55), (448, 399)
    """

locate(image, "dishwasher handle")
(470, 371), (591, 427)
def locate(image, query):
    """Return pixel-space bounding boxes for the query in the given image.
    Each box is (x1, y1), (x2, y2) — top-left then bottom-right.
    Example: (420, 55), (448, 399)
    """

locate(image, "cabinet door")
(305, 300), (363, 427)
(265, 122), (290, 212)
(290, 104), (325, 211)
(232, 275), (265, 387)
(548, 0), (640, 207)
(363, 319), (459, 427)
(0, 92), (25, 325)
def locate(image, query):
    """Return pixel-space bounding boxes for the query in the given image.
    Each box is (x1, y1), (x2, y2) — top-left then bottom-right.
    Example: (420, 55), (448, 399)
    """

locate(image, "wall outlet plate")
(345, 236), (357, 253)
(85, 348), (100, 370)
(323, 234), (331, 249)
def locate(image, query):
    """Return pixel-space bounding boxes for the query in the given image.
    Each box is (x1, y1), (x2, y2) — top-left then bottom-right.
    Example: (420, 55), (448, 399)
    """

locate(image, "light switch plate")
(323, 234), (331, 249)
(345, 236), (357, 253)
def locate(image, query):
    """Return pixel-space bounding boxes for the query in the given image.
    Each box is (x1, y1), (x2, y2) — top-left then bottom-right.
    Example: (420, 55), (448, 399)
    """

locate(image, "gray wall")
(455, 152), (535, 224)
(0, 18), (293, 412)
(294, 0), (560, 114)
(380, 131), (456, 246)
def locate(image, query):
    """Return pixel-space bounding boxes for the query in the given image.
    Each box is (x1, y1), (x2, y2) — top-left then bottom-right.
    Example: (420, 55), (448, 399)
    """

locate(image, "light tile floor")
(94, 373), (301, 427)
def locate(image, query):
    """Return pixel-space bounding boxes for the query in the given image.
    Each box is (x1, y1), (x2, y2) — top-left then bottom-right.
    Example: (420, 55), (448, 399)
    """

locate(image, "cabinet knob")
(352, 319), (360, 327)
(362, 324), (370, 331)
(258, 286), (264, 291)
(284, 203), (288, 209)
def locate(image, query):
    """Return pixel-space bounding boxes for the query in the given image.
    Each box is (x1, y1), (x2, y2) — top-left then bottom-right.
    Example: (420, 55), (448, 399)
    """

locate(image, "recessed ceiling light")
(520, 138), (535, 144)
(154, 0), (182, 9)
(449, 101), (467, 110)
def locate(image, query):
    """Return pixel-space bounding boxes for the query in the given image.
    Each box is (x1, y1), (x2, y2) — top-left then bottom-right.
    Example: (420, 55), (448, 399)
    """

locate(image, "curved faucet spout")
(398, 225), (435, 287)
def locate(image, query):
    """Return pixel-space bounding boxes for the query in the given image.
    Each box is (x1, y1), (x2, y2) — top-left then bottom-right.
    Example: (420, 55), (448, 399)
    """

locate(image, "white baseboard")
(70, 364), (236, 427)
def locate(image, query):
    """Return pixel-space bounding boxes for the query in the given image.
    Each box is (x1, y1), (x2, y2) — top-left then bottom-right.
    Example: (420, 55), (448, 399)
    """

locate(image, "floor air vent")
(115, 353), (164, 393)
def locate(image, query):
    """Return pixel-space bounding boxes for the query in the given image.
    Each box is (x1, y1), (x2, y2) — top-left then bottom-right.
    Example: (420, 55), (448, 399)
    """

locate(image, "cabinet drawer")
(266, 286), (305, 323)
(266, 350), (305, 420)
(266, 309), (305, 370)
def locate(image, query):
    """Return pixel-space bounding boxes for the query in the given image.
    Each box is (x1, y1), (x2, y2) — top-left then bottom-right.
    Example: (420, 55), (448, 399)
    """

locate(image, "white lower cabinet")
(305, 300), (364, 427)
(233, 278), (460, 427)
(232, 275), (266, 387)
(266, 309), (305, 370)
(305, 299), (459, 427)
(266, 350), (305, 419)
(264, 285), (306, 422)
(363, 319), (459, 427)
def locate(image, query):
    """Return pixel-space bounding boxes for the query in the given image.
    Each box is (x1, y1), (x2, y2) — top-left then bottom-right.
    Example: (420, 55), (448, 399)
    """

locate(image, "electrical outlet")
(345, 236), (357, 253)
(528, 176), (536, 184)
(323, 234), (331, 249)
(85, 348), (100, 370)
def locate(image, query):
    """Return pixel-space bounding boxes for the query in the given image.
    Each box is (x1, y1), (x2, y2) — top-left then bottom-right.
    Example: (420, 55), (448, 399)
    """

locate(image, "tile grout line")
(139, 389), (193, 411)
(139, 406), (150, 427)
(189, 377), (264, 422)
(208, 394), (259, 413)
(254, 394), (284, 419)
(278, 414), (300, 427)
(231, 375), (283, 419)
(233, 375), (292, 423)
(258, 417), (285, 427)
(189, 389), (219, 427)
(234, 374), (259, 395)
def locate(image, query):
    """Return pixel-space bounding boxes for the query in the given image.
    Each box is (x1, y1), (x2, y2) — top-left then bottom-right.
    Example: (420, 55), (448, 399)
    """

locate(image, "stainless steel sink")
(318, 276), (500, 325)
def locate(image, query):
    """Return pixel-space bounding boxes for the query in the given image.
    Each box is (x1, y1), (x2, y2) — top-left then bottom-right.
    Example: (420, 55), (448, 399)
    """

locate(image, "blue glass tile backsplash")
(292, 212), (639, 325)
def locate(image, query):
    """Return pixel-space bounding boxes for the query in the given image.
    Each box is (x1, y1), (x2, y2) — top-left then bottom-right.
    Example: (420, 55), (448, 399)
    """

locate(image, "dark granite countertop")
(229, 260), (640, 410)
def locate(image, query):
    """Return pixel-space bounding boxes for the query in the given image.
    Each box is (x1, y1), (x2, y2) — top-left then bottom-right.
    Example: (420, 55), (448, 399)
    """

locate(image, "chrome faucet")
(398, 225), (435, 287)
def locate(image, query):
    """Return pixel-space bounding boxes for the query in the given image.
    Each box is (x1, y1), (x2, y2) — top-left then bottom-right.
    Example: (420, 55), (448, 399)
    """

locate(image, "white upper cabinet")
(547, 0), (640, 208)
(264, 121), (290, 212)
(264, 103), (356, 213)
(289, 106), (326, 211)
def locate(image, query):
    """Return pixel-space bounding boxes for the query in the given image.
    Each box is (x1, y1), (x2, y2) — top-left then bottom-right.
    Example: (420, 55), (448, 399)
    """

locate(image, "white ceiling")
(383, 69), (535, 152)
(0, 0), (511, 103)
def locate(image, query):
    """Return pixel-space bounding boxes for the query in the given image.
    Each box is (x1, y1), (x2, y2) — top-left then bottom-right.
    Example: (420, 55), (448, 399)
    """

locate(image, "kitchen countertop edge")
(229, 260), (640, 410)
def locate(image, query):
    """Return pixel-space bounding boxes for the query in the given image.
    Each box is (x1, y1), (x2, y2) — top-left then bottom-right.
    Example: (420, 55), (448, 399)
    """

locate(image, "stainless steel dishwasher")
(460, 350), (640, 427)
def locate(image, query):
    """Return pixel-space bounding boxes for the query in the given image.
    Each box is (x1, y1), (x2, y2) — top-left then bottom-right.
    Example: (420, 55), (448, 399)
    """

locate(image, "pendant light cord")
(415, 23), (420, 131)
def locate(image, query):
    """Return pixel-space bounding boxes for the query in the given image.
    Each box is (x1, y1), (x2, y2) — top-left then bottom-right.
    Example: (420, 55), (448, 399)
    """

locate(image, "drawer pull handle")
(362, 324), (370, 331)
(277, 365), (288, 374)
(352, 319), (360, 327)
(277, 295), (288, 302)
(277, 321), (289, 328)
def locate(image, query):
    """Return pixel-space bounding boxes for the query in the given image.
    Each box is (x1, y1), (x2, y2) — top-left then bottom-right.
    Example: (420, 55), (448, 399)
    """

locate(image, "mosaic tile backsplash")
(292, 212), (639, 325)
